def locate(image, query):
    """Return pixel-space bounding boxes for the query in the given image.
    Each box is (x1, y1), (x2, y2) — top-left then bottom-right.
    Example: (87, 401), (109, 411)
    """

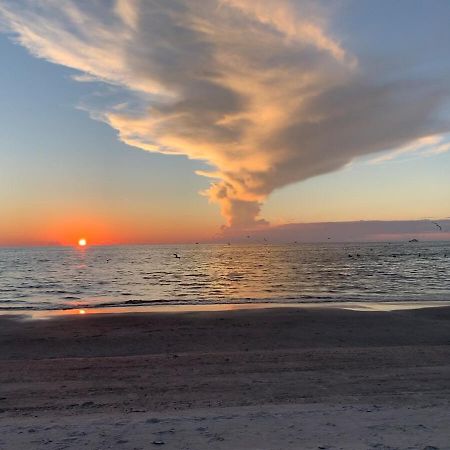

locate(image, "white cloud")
(1, 0), (449, 228)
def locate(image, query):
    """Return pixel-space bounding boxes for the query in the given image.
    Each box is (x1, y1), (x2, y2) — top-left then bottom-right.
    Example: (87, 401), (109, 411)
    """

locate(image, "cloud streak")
(213, 219), (450, 243)
(368, 134), (450, 165)
(1, 0), (449, 228)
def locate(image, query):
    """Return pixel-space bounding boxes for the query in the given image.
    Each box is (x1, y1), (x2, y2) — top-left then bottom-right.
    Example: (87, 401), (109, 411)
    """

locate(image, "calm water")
(0, 242), (449, 311)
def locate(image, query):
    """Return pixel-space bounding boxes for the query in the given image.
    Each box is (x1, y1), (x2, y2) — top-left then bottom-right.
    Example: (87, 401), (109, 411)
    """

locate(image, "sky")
(0, 0), (449, 245)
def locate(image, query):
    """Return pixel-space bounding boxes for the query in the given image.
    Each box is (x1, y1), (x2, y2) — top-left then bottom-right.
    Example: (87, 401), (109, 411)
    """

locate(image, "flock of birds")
(171, 221), (445, 259)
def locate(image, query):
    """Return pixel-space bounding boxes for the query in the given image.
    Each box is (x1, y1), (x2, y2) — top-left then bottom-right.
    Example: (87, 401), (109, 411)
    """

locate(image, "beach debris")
(146, 418), (160, 424)
(81, 401), (94, 407)
(208, 434), (225, 442)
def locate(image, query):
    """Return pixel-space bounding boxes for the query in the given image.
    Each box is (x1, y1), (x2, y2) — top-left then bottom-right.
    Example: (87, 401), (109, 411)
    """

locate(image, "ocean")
(0, 242), (449, 312)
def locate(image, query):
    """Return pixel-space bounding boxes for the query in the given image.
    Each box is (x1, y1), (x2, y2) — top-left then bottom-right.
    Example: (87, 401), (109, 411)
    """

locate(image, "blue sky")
(0, 1), (449, 244)
(0, 34), (220, 244)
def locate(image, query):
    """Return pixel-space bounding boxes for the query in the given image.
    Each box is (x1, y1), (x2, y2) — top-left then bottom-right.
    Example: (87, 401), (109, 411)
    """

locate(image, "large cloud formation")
(1, 0), (449, 228)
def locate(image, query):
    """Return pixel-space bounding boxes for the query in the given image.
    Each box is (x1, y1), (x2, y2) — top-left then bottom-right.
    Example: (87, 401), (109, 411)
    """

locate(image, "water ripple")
(0, 242), (449, 311)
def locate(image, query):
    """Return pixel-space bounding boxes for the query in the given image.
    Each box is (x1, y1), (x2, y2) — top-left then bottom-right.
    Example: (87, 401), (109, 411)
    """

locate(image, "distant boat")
(409, 238), (419, 243)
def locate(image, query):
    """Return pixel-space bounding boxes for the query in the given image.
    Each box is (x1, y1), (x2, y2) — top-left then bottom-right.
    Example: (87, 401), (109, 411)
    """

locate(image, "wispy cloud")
(368, 134), (450, 165)
(1, 0), (449, 228)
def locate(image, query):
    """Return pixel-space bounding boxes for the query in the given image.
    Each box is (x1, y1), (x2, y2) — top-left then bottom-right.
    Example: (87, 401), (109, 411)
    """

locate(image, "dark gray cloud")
(216, 219), (450, 243)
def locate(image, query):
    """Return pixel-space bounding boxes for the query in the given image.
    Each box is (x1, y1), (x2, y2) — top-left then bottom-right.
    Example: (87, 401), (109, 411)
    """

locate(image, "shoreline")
(1, 299), (449, 320)
(1, 306), (449, 448)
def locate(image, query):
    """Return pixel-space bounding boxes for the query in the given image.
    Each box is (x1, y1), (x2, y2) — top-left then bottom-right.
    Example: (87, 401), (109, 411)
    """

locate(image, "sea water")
(0, 242), (449, 312)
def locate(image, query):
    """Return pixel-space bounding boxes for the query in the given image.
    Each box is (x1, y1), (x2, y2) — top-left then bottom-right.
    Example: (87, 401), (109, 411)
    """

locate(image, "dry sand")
(0, 306), (449, 449)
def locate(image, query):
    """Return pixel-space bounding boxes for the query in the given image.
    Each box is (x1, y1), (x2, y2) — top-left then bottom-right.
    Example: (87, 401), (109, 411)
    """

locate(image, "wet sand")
(1, 306), (450, 449)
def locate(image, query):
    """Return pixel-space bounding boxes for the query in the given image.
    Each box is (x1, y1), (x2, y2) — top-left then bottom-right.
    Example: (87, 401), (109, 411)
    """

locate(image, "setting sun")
(78, 238), (87, 247)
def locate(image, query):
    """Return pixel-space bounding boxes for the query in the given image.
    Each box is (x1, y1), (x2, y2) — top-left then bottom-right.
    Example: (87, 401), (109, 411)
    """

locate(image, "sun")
(78, 238), (87, 247)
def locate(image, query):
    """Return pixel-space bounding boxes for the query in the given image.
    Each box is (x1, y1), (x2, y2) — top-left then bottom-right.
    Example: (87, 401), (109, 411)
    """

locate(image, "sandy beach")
(1, 306), (450, 449)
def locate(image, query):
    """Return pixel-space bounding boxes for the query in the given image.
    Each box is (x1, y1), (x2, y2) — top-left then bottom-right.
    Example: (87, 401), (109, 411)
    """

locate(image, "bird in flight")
(431, 221), (442, 231)
(173, 253), (181, 259)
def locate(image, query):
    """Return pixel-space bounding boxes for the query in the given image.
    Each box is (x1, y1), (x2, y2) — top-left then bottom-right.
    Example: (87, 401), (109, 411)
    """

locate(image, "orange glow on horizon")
(0, 210), (217, 247)
(41, 214), (119, 246)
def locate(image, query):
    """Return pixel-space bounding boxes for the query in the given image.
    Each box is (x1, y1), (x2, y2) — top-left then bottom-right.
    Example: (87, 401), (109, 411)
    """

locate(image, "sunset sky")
(1, 0), (449, 245)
